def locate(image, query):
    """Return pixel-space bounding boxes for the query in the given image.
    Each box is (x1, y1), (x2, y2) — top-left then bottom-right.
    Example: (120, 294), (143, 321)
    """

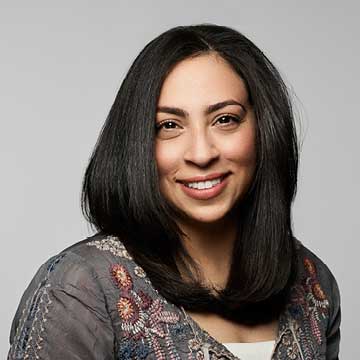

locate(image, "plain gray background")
(1, 1), (358, 358)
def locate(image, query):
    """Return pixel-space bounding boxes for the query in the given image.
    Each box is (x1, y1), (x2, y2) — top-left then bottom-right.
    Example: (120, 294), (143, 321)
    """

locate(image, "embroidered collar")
(178, 304), (298, 360)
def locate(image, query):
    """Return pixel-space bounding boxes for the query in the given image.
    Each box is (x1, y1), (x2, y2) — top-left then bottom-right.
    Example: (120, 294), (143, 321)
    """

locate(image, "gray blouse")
(8, 233), (341, 359)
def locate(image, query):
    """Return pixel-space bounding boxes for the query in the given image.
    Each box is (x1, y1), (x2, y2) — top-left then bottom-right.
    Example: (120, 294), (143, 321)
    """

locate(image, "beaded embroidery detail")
(87, 235), (133, 259)
(87, 236), (153, 285)
(275, 256), (330, 359)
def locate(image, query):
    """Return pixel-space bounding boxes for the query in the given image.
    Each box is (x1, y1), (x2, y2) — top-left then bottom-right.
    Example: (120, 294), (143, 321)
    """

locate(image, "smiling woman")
(155, 54), (257, 224)
(8, 24), (340, 360)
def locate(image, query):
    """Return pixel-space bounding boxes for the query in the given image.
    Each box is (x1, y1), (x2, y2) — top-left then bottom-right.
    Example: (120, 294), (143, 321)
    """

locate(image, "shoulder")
(9, 233), (154, 359)
(60, 233), (150, 291)
(11, 231), (154, 325)
(21, 232), (143, 299)
(294, 237), (340, 308)
(290, 237), (341, 337)
(9, 233), (133, 358)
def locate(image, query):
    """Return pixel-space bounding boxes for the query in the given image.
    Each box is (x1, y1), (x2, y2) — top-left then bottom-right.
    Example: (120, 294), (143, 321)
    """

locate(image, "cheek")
(222, 130), (257, 166)
(155, 142), (181, 177)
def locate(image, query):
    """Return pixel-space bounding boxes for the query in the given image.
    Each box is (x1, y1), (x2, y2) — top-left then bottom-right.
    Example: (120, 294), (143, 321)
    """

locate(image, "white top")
(223, 340), (275, 360)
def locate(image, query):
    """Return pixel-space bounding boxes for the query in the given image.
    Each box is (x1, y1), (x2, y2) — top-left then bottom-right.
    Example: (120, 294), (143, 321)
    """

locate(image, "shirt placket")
(271, 311), (306, 360)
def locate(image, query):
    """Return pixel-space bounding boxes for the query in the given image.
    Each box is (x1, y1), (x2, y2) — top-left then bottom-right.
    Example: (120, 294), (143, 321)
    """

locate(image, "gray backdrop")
(1, 1), (358, 358)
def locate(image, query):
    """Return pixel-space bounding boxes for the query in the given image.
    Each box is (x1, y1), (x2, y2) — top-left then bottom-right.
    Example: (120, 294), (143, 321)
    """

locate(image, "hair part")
(81, 23), (299, 324)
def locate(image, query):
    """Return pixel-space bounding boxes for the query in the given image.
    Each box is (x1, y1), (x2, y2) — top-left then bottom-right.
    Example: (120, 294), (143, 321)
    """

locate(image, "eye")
(214, 114), (241, 127)
(155, 120), (180, 131)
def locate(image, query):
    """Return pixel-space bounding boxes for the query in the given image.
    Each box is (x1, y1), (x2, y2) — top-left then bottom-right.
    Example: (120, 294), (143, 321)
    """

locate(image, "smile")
(184, 177), (222, 189)
(179, 174), (230, 200)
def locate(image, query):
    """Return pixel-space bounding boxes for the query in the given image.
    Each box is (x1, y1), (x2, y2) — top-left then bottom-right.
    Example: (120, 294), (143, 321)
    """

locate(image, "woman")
(8, 24), (341, 359)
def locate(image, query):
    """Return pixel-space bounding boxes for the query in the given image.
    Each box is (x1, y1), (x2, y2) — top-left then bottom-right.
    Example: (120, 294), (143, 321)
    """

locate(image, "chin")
(182, 207), (231, 224)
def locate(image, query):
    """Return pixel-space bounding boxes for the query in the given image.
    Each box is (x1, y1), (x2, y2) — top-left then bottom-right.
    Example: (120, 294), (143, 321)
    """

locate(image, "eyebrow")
(156, 99), (245, 117)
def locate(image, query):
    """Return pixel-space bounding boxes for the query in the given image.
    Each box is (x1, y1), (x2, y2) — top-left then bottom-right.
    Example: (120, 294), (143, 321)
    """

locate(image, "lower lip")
(179, 175), (230, 200)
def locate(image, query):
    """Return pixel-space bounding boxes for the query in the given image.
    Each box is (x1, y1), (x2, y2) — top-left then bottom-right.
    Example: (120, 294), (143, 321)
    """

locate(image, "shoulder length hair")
(81, 23), (299, 324)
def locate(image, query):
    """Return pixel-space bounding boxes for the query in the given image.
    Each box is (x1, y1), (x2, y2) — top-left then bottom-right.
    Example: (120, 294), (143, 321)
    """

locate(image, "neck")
(177, 215), (238, 289)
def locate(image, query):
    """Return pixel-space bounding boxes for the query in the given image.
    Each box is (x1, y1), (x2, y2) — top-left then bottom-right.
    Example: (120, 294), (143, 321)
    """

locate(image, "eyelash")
(155, 114), (241, 131)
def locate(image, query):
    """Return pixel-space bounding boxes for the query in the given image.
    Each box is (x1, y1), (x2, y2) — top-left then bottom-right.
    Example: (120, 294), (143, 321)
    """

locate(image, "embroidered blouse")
(7, 233), (341, 359)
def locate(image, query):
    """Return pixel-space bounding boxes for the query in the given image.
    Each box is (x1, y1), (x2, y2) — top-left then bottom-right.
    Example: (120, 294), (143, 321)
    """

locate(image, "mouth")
(177, 172), (230, 187)
(177, 173), (230, 200)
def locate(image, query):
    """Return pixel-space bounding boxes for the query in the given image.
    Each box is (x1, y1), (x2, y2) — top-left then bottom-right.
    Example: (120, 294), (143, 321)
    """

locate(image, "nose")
(183, 128), (220, 167)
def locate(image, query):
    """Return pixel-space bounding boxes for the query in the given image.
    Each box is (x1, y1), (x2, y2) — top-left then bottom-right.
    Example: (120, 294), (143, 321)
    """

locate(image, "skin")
(155, 53), (277, 343)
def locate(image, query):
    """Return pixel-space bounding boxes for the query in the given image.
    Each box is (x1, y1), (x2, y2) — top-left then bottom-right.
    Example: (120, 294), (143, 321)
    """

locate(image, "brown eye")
(155, 120), (179, 131)
(215, 115), (241, 126)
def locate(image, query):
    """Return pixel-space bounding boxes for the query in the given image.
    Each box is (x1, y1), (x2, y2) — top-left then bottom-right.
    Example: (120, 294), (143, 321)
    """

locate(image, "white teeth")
(185, 177), (222, 189)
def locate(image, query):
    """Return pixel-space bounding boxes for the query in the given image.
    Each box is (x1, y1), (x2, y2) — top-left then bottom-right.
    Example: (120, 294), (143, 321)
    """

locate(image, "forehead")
(158, 54), (249, 106)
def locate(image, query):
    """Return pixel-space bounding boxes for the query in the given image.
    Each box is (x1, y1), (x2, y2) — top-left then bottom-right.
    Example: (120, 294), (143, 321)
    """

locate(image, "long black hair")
(81, 23), (299, 324)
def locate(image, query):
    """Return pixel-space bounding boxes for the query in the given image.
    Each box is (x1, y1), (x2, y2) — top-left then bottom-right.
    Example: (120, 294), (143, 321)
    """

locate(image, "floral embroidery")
(302, 258), (329, 341)
(87, 236), (157, 287)
(87, 236), (192, 359)
(303, 258), (316, 276)
(120, 295), (181, 359)
(280, 256), (330, 359)
(111, 264), (133, 290)
(108, 261), (182, 359)
(117, 296), (138, 321)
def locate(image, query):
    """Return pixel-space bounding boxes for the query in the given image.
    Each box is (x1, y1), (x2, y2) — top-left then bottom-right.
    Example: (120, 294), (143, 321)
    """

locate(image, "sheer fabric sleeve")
(8, 252), (115, 360)
(326, 272), (341, 360)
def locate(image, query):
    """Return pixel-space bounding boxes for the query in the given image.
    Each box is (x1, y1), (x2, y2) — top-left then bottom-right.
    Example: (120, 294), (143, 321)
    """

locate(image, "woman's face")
(155, 53), (257, 224)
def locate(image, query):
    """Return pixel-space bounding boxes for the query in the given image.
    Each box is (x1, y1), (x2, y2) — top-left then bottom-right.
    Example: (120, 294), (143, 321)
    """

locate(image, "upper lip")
(177, 172), (230, 184)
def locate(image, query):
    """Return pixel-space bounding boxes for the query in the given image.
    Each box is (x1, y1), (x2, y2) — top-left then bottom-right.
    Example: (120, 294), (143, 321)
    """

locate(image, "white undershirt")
(223, 340), (275, 360)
